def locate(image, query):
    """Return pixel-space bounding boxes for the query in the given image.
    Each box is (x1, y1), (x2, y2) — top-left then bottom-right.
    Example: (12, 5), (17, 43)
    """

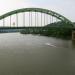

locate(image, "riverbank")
(20, 27), (72, 40)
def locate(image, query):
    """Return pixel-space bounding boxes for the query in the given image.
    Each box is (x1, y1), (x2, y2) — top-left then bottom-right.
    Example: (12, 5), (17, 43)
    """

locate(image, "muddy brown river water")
(0, 33), (75, 75)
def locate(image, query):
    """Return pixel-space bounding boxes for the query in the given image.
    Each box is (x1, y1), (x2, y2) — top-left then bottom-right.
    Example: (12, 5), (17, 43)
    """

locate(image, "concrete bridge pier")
(70, 30), (75, 48)
(72, 30), (75, 40)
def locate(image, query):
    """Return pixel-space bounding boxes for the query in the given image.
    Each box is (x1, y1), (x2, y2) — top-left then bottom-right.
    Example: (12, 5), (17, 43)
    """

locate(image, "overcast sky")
(0, 0), (75, 22)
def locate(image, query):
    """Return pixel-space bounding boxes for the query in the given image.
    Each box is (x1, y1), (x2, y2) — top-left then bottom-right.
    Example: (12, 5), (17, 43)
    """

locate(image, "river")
(0, 33), (75, 75)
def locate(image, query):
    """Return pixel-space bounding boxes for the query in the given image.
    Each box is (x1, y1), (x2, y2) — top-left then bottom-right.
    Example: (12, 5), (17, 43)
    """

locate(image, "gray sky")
(0, 0), (75, 22)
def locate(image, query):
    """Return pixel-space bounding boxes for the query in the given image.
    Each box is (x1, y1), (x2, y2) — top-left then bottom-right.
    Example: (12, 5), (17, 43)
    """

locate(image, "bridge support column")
(10, 16), (11, 27)
(16, 13), (18, 27)
(23, 12), (25, 27)
(72, 30), (75, 40)
(3, 18), (5, 27)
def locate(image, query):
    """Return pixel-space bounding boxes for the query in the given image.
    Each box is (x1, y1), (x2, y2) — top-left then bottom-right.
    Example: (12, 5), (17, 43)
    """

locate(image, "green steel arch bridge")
(0, 8), (74, 33)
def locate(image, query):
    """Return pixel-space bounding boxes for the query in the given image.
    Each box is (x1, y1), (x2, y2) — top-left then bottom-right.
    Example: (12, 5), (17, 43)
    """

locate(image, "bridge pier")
(72, 30), (75, 40)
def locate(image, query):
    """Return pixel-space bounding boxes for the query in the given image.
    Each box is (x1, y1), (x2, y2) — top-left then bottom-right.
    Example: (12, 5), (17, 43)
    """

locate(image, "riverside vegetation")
(20, 22), (73, 39)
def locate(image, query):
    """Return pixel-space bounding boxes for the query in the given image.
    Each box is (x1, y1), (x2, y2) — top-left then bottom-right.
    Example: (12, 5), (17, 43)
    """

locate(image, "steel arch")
(0, 8), (73, 26)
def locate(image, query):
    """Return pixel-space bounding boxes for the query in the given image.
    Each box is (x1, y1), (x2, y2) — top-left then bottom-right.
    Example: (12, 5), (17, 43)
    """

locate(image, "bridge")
(0, 7), (75, 39)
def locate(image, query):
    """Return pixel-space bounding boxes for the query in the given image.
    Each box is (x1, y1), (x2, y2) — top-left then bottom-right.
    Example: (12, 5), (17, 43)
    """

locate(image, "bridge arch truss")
(0, 8), (73, 28)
